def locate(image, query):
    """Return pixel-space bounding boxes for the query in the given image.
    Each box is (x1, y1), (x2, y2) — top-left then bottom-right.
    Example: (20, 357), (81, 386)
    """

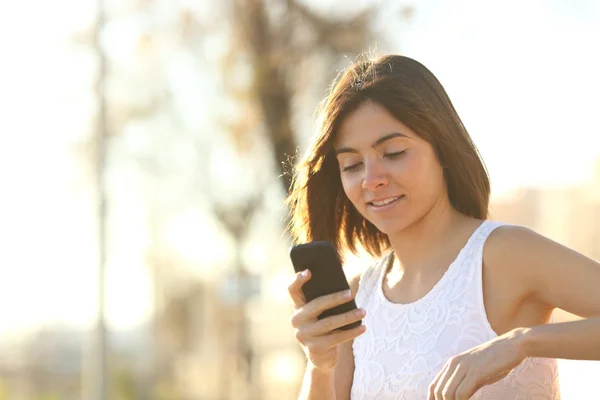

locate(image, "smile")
(368, 195), (404, 208)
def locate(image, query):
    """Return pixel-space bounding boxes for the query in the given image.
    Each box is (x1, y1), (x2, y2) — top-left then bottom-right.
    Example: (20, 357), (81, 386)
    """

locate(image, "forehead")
(333, 100), (416, 148)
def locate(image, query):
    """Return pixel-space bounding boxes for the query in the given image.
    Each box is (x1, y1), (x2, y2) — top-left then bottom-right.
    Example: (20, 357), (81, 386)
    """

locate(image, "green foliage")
(112, 361), (138, 400)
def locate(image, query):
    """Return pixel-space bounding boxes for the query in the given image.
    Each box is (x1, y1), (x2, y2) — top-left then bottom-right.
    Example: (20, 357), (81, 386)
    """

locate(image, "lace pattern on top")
(351, 221), (560, 400)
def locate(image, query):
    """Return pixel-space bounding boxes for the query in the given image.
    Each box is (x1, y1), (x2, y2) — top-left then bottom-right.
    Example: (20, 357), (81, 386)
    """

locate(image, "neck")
(387, 197), (474, 275)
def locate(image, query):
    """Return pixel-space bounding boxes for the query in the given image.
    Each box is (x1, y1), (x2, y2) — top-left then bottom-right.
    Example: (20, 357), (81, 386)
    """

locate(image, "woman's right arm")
(288, 271), (365, 400)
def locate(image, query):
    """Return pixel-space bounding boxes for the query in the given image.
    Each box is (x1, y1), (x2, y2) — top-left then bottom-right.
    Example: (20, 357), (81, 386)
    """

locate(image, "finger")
(288, 269), (311, 308)
(320, 323), (367, 349)
(303, 287), (354, 318)
(428, 363), (450, 400)
(307, 308), (366, 336)
(290, 290), (352, 336)
(456, 368), (506, 400)
(302, 324), (366, 356)
(430, 359), (457, 400)
(439, 367), (465, 400)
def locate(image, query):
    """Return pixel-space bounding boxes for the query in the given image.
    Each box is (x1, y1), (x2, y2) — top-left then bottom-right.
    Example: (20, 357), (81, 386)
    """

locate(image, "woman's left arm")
(428, 225), (600, 400)
(522, 316), (600, 360)
(509, 226), (600, 360)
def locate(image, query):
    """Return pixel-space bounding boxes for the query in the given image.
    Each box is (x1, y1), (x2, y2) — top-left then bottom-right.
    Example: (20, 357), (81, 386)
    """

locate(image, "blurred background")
(0, 0), (599, 399)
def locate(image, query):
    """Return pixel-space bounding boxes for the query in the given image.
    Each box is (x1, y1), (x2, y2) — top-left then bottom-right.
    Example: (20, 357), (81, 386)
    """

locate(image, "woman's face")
(333, 100), (448, 236)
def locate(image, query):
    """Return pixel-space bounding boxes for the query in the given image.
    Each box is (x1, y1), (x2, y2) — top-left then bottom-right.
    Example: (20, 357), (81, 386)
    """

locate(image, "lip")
(366, 195), (404, 208)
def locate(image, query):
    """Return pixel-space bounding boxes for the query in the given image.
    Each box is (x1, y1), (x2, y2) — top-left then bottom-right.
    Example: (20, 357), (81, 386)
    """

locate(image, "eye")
(342, 162), (362, 172)
(384, 150), (406, 159)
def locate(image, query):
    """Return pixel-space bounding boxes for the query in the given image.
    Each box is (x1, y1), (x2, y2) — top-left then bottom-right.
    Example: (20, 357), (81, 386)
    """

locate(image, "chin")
(370, 217), (410, 236)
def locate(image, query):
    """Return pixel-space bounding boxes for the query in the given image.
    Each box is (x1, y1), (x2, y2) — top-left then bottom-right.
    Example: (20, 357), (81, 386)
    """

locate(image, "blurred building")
(490, 157), (600, 262)
(0, 327), (81, 400)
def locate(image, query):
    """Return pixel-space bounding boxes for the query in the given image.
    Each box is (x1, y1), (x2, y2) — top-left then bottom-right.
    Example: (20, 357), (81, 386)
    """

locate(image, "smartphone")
(289, 241), (361, 330)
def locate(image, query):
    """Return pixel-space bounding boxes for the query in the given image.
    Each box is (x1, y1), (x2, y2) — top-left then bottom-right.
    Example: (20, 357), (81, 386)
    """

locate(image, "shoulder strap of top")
(468, 220), (513, 335)
(459, 220), (509, 254)
(436, 220), (511, 291)
(477, 220), (510, 246)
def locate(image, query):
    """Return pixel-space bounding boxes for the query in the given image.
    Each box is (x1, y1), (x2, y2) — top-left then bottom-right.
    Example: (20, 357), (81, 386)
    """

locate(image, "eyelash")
(342, 150), (407, 172)
(343, 163), (362, 172)
(385, 150), (406, 160)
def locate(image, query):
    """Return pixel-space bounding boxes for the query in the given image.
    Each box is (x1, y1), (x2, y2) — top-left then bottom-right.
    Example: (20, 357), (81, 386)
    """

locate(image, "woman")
(286, 55), (600, 400)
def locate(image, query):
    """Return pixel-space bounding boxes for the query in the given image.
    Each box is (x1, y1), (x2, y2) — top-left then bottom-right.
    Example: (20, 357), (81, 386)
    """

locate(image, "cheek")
(340, 175), (363, 206)
(394, 154), (422, 187)
(402, 152), (444, 198)
(413, 159), (446, 200)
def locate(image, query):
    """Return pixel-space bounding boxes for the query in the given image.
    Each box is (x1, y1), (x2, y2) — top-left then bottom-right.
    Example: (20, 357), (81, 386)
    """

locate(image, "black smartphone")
(289, 241), (361, 330)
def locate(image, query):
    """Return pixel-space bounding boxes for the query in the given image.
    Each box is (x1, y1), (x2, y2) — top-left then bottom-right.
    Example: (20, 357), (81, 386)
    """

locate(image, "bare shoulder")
(483, 223), (545, 281)
(484, 223), (569, 271)
(484, 223), (541, 262)
(483, 222), (600, 317)
(485, 223), (533, 243)
(482, 224), (554, 305)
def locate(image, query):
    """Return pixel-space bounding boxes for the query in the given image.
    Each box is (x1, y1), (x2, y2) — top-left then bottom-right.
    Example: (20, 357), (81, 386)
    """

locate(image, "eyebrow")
(334, 132), (409, 155)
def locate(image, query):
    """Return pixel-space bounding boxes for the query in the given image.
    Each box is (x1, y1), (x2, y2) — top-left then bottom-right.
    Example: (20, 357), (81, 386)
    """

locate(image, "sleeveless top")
(351, 221), (560, 400)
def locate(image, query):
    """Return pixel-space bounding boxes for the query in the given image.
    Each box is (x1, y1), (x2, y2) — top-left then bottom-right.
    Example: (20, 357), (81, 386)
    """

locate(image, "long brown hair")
(287, 55), (490, 260)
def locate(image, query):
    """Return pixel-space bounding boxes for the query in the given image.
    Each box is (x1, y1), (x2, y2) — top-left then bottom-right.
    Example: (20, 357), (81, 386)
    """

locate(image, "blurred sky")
(0, 0), (599, 337)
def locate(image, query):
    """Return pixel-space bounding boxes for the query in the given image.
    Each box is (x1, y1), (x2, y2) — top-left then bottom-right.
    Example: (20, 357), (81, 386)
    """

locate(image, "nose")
(362, 159), (388, 191)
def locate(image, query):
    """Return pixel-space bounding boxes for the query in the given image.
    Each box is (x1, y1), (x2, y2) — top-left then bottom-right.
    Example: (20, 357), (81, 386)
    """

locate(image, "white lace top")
(351, 221), (560, 399)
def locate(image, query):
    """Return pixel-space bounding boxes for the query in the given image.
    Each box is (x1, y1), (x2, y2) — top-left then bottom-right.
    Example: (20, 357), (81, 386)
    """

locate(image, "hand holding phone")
(289, 241), (362, 330)
(287, 241), (367, 372)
